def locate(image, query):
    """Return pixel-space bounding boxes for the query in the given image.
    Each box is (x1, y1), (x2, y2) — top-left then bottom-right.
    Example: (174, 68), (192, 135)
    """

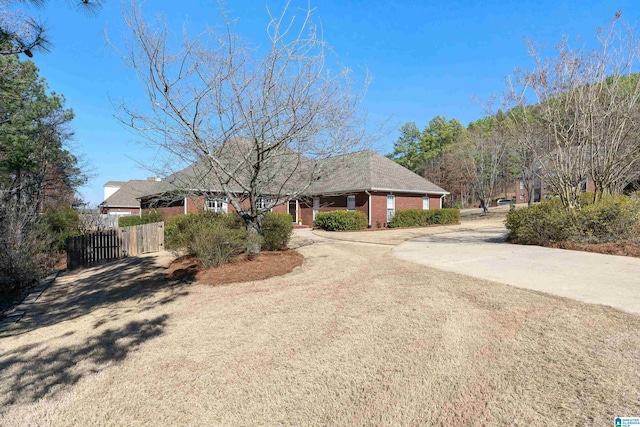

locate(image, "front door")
(288, 200), (298, 223)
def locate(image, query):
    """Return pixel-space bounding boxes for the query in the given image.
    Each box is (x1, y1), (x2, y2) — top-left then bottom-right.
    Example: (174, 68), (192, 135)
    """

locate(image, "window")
(387, 194), (395, 222)
(520, 194), (525, 200)
(422, 196), (429, 210)
(256, 197), (271, 211)
(347, 195), (356, 211)
(519, 180), (525, 190)
(205, 194), (228, 213)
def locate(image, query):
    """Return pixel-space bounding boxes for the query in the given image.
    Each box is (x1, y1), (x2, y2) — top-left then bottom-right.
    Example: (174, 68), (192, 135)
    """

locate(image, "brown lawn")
(545, 240), (640, 258)
(0, 243), (639, 426)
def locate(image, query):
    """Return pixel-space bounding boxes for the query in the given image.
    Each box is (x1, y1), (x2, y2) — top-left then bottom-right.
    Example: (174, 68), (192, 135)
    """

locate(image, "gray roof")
(310, 150), (447, 194)
(139, 148), (447, 199)
(104, 180), (127, 187)
(101, 180), (161, 208)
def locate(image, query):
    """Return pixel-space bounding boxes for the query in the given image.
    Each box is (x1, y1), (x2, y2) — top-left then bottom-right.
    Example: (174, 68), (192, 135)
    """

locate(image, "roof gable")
(101, 180), (160, 207)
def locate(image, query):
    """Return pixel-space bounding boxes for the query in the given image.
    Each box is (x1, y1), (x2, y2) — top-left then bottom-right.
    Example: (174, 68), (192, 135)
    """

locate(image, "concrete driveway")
(393, 229), (640, 314)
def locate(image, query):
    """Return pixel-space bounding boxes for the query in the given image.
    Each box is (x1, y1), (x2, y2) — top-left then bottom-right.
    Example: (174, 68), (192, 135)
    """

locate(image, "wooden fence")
(66, 222), (165, 270)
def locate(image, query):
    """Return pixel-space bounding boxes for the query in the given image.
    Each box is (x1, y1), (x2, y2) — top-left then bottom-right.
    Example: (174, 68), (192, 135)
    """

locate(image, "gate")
(66, 222), (165, 270)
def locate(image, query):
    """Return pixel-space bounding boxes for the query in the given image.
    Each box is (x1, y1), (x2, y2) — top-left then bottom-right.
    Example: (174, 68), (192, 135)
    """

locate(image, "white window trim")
(387, 194), (395, 222)
(205, 194), (228, 213)
(287, 200), (299, 223)
(256, 197), (271, 211)
(422, 196), (429, 210)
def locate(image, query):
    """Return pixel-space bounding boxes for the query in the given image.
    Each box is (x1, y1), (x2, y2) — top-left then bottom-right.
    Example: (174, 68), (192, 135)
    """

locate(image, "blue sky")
(15, 0), (639, 205)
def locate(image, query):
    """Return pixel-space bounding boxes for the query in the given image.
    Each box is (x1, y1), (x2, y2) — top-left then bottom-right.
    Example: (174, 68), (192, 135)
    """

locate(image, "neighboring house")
(137, 150), (448, 227)
(514, 176), (596, 204)
(100, 178), (162, 217)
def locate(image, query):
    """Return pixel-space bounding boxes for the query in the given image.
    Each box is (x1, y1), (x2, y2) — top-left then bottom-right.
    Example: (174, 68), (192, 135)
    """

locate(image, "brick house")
(137, 150), (448, 227)
(514, 176), (596, 204)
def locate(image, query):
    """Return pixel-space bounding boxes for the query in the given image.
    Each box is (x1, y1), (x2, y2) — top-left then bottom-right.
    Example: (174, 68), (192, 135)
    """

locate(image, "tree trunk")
(244, 217), (263, 258)
(480, 198), (489, 214)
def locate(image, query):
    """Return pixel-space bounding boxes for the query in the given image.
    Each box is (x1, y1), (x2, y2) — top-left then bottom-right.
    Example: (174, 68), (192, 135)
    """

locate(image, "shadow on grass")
(0, 314), (169, 408)
(1, 254), (196, 337)
(419, 229), (509, 244)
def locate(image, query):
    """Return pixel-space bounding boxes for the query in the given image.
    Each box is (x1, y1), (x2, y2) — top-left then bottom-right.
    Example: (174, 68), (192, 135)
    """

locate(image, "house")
(136, 150), (448, 227)
(100, 178), (162, 217)
(515, 176), (596, 204)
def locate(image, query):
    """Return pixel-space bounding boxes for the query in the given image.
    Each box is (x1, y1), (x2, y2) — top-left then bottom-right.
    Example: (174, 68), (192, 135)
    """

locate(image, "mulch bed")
(167, 250), (304, 286)
(545, 240), (640, 258)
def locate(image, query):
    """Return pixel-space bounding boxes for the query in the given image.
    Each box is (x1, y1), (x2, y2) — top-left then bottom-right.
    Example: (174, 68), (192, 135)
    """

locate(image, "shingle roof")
(101, 180), (161, 207)
(310, 150), (447, 194)
(104, 180), (127, 187)
(138, 148), (447, 199)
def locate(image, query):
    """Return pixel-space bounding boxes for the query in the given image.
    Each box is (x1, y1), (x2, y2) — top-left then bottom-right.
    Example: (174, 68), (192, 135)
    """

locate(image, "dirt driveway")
(1, 231), (640, 425)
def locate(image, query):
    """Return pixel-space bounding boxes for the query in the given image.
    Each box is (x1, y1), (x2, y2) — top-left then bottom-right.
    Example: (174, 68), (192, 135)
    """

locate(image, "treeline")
(387, 115), (520, 211)
(0, 49), (85, 302)
(389, 14), (640, 212)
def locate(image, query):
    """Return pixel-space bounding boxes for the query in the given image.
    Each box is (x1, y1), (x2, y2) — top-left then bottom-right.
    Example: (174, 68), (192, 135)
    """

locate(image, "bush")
(141, 208), (164, 224)
(261, 212), (293, 250)
(118, 215), (142, 227)
(165, 212), (242, 250)
(190, 222), (247, 268)
(388, 208), (460, 228)
(575, 196), (639, 243)
(313, 210), (368, 231)
(40, 206), (81, 251)
(506, 195), (640, 245)
(505, 199), (575, 244)
(118, 209), (164, 228)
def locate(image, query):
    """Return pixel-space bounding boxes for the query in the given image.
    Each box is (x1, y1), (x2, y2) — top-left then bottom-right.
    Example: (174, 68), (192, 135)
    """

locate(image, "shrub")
(388, 208), (460, 228)
(118, 215), (142, 227)
(118, 209), (165, 228)
(505, 199), (575, 244)
(189, 222), (247, 268)
(261, 212), (293, 251)
(40, 206), (81, 251)
(165, 212), (243, 250)
(506, 195), (640, 245)
(433, 208), (461, 224)
(141, 208), (164, 224)
(313, 210), (368, 231)
(575, 196), (640, 243)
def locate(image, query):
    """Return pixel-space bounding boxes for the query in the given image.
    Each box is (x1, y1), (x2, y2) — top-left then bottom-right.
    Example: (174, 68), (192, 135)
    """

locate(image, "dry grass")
(545, 240), (640, 258)
(1, 244), (639, 426)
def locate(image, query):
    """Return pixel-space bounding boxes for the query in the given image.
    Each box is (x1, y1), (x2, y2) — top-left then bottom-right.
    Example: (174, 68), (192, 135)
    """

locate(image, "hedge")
(387, 208), (460, 228)
(313, 210), (368, 231)
(506, 195), (640, 245)
(118, 209), (164, 228)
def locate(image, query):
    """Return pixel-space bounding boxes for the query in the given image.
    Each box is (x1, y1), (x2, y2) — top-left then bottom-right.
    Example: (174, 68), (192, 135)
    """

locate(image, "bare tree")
(505, 12), (640, 208)
(113, 2), (374, 254)
(499, 105), (542, 206)
(463, 121), (508, 213)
